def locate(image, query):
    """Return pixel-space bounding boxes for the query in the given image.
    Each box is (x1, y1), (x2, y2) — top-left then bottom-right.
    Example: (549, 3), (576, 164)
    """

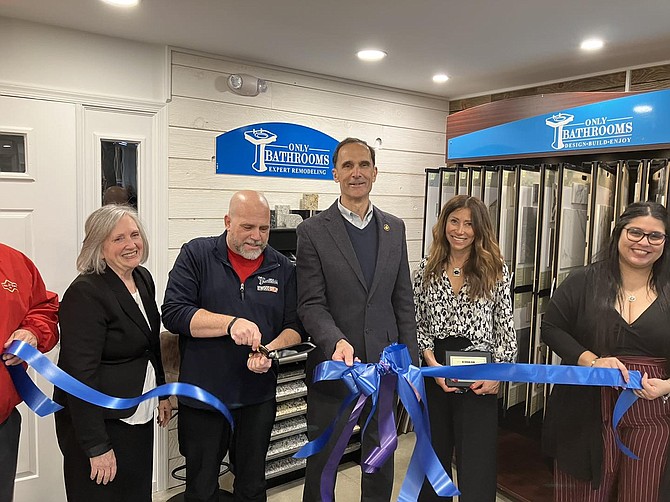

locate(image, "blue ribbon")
(295, 344), (460, 501)
(296, 343), (644, 502)
(421, 362), (642, 461)
(4, 340), (234, 427)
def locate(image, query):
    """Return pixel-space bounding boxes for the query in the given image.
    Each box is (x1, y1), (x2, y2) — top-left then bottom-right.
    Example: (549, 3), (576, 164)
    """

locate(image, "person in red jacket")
(0, 242), (59, 502)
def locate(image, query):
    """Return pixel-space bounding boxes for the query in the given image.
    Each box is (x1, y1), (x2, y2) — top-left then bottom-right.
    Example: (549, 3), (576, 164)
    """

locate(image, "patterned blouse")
(412, 259), (517, 363)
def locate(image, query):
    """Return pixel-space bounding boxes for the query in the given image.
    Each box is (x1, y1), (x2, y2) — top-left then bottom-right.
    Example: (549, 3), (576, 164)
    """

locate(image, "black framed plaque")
(444, 350), (491, 387)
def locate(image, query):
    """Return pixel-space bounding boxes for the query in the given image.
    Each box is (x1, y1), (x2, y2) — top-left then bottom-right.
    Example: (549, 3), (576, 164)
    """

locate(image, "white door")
(81, 106), (168, 492)
(0, 95), (78, 502)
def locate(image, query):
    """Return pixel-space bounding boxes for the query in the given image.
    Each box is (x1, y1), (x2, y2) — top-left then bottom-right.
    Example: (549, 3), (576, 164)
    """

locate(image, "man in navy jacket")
(162, 190), (302, 502)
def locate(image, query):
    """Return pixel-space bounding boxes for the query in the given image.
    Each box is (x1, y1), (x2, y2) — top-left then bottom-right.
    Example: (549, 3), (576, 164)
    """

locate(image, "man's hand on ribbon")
(332, 339), (360, 366)
(2, 329), (38, 366)
(90, 449), (117, 485)
(228, 317), (262, 351)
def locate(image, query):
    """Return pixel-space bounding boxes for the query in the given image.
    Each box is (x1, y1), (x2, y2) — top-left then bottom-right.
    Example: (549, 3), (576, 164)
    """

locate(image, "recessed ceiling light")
(433, 74), (450, 83)
(357, 49), (387, 62)
(100, 0), (141, 7)
(2, 144), (11, 148)
(580, 38), (604, 51)
(634, 105), (653, 113)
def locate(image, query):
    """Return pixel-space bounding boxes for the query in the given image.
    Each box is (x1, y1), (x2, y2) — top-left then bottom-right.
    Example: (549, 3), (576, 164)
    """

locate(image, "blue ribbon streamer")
(4, 340), (234, 427)
(295, 344), (461, 500)
(295, 343), (644, 502)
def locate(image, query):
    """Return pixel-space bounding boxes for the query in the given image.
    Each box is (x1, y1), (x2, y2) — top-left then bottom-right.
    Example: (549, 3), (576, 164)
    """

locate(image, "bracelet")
(662, 394), (670, 404)
(226, 317), (239, 336)
(590, 357), (599, 367)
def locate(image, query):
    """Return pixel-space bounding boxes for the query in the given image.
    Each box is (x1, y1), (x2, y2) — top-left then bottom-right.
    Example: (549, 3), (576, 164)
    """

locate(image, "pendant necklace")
(449, 259), (466, 277)
(623, 287), (645, 302)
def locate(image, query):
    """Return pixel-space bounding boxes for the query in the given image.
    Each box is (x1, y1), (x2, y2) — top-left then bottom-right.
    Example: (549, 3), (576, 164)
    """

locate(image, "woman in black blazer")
(55, 205), (171, 502)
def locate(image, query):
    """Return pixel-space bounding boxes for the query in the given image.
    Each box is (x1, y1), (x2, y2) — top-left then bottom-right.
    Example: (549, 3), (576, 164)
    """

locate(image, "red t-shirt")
(227, 247), (264, 284)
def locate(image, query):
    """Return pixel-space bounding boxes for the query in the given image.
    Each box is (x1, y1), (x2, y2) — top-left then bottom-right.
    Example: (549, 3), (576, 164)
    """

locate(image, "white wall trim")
(0, 82), (165, 112)
(164, 46), (174, 104)
(150, 105), (170, 492)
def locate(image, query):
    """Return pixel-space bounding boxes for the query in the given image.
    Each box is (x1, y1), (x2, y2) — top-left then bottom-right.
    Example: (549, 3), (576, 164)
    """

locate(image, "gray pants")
(0, 408), (21, 502)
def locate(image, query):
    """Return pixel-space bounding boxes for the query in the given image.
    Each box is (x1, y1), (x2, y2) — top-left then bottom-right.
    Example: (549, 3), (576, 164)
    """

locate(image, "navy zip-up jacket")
(162, 232), (301, 409)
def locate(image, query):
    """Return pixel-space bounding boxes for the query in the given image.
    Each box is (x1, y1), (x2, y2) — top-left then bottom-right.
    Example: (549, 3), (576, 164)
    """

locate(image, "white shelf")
(265, 457), (307, 479)
(271, 416), (308, 440)
(266, 433), (309, 461)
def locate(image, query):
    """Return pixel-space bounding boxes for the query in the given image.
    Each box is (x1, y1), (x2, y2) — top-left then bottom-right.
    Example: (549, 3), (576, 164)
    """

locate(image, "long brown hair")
(424, 195), (504, 300)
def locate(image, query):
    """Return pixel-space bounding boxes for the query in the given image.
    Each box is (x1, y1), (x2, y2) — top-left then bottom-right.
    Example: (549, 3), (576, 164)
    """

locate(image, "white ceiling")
(2, 0), (670, 99)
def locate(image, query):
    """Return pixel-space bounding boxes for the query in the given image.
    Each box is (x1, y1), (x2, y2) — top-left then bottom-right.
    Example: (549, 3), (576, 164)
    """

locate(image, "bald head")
(225, 190), (271, 259)
(228, 190), (270, 217)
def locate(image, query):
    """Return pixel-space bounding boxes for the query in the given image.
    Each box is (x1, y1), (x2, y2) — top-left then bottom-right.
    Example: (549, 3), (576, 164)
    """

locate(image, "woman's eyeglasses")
(625, 227), (667, 245)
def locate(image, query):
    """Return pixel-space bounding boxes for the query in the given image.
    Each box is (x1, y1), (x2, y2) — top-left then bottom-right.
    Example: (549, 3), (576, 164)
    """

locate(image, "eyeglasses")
(624, 227), (667, 245)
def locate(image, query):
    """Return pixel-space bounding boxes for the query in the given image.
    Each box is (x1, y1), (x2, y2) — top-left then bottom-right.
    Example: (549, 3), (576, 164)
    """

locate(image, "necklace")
(623, 286), (647, 303)
(448, 258), (467, 277)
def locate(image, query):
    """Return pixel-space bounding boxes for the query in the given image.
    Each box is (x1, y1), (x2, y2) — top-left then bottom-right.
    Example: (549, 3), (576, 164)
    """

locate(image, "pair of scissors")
(255, 341), (316, 360)
(256, 344), (279, 360)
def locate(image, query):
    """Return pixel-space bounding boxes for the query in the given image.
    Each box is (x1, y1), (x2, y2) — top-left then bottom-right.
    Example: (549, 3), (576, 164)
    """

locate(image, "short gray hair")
(76, 205), (149, 274)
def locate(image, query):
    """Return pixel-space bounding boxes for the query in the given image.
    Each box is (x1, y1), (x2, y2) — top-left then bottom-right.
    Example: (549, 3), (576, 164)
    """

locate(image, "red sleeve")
(18, 255), (59, 353)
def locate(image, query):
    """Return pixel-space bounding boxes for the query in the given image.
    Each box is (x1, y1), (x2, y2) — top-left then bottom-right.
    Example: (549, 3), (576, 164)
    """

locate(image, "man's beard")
(233, 239), (266, 260)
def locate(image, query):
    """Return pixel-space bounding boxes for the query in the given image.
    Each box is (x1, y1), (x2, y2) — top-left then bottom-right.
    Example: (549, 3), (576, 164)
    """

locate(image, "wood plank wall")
(449, 63), (670, 114)
(168, 50), (449, 270)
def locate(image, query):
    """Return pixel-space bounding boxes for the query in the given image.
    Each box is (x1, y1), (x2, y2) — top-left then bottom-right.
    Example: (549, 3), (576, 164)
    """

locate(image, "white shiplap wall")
(168, 49), (448, 269)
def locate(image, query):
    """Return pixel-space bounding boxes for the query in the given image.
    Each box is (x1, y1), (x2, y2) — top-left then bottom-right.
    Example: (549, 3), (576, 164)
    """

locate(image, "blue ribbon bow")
(296, 343), (644, 502)
(4, 340), (234, 426)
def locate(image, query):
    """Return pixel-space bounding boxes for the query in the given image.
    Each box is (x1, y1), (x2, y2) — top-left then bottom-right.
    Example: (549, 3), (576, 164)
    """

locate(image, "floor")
(152, 433), (517, 501)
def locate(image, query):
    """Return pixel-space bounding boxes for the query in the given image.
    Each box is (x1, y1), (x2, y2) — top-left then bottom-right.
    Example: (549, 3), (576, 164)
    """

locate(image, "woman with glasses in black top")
(542, 201), (670, 502)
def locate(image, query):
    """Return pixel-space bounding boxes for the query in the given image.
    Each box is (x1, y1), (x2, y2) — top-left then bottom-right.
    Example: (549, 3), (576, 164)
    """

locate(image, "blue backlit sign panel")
(216, 122), (338, 180)
(448, 89), (670, 161)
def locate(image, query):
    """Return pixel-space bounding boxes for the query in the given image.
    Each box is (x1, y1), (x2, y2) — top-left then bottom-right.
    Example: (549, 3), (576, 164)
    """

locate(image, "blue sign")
(448, 89), (670, 161)
(216, 122), (338, 180)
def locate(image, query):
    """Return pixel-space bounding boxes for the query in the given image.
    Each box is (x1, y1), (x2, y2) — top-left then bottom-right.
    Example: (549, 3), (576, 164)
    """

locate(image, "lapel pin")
(383, 223), (390, 232)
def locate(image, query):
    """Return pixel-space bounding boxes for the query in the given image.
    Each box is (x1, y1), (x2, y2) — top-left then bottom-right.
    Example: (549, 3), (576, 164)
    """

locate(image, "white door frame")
(79, 103), (170, 491)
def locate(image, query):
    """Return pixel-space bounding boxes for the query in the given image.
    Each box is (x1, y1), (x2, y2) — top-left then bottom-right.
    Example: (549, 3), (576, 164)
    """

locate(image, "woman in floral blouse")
(414, 194), (517, 502)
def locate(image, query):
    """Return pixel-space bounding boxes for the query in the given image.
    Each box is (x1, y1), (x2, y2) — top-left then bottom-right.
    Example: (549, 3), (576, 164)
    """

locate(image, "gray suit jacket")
(296, 200), (418, 386)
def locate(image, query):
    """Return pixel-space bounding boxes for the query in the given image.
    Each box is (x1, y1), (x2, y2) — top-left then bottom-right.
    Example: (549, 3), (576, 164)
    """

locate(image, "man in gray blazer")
(296, 137), (418, 502)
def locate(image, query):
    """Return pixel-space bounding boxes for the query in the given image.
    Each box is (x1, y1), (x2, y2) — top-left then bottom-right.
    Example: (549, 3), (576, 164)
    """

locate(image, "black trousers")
(302, 386), (394, 502)
(55, 412), (153, 502)
(418, 377), (499, 502)
(178, 399), (276, 502)
(0, 408), (21, 502)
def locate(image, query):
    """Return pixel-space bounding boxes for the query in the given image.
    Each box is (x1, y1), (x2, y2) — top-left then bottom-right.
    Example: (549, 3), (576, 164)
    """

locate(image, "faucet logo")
(244, 128), (278, 172)
(545, 113), (574, 150)
(217, 122), (338, 180)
